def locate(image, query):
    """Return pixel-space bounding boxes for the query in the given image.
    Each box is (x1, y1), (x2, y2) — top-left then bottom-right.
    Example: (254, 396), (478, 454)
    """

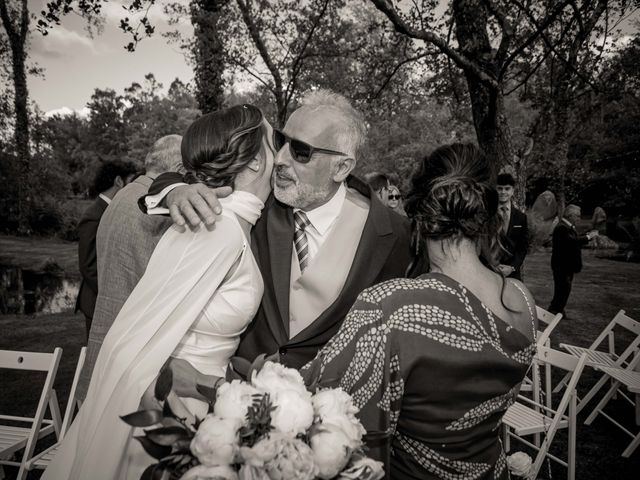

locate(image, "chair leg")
(622, 432), (640, 458)
(503, 424), (510, 453)
(577, 373), (613, 414)
(553, 372), (570, 393)
(568, 394), (577, 480)
(585, 380), (621, 425)
(0, 464), (5, 480)
(16, 465), (27, 480)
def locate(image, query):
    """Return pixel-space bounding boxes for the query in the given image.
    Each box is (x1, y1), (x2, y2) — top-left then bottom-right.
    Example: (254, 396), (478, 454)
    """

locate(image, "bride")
(43, 104), (275, 480)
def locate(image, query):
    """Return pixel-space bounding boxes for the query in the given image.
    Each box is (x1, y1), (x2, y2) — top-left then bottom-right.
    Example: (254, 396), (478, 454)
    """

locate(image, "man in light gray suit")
(77, 135), (183, 401)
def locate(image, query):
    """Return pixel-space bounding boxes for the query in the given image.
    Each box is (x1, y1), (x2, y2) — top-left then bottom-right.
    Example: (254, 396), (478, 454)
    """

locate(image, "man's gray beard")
(274, 182), (333, 210)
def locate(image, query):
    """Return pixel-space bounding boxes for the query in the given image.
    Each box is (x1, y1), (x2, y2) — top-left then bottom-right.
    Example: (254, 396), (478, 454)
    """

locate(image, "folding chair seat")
(555, 310), (640, 413)
(0, 348), (63, 480)
(503, 346), (588, 480)
(25, 347), (87, 472)
(584, 357), (640, 457)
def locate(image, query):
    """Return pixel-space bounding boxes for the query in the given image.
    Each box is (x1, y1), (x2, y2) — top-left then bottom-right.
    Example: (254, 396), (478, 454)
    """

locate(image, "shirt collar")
(499, 202), (511, 213)
(561, 217), (574, 228)
(99, 193), (112, 205)
(294, 183), (347, 235)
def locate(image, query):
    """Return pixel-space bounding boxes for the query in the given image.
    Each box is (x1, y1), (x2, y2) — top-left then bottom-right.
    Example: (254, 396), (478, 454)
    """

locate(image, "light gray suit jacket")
(77, 175), (173, 401)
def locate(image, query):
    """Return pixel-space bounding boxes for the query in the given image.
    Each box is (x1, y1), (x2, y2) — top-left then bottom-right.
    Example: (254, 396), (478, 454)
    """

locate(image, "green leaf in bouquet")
(134, 435), (172, 460)
(239, 392), (276, 447)
(225, 363), (243, 382)
(230, 356), (252, 379)
(170, 438), (193, 455)
(247, 353), (268, 381)
(196, 383), (218, 405)
(161, 417), (185, 429)
(155, 363), (173, 402)
(121, 409), (163, 427)
(144, 426), (190, 446)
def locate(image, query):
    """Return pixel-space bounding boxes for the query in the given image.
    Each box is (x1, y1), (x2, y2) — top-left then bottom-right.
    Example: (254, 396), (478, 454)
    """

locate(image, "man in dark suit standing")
(142, 90), (416, 397)
(76, 161), (137, 338)
(496, 173), (528, 280)
(549, 204), (599, 316)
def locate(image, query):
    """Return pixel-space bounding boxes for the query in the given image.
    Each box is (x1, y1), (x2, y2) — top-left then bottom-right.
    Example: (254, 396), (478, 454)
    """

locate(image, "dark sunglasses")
(388, 194), (401, 200)
(273, 129), (348, 164)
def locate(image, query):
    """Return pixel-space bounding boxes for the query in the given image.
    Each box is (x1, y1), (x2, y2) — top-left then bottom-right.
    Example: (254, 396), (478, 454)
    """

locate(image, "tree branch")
(369, 0), (498, 87)
(373, 52), (432, 98)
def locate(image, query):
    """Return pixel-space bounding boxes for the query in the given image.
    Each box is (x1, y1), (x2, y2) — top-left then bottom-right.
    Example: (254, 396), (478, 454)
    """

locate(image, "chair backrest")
(535, 306), (563, 348)
(60, 347), (87, 438)
(0, 348), (62, 476)
(530, 347), (588, 478)
(588, 310), (640, 367)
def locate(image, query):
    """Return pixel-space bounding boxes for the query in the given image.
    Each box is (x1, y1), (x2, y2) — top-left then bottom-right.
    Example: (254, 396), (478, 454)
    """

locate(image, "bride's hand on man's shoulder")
(167, 184), (232, 230)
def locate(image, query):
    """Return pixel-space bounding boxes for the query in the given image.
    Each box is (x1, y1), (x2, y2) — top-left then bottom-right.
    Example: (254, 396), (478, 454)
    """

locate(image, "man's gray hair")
(564, 204), (581, 217)
(298, 89), (367, 160)
(145, 135), (183, 176)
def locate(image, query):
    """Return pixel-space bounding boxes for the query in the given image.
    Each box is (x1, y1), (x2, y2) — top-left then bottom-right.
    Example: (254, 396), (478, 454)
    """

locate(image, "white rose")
(507, 452), (533, 479)
(312, 389), (365, 448)
(214, 380), (260, 424)
(181, 464), (239, 480)
(270, 389), (314, 436)
(309, 423), (353, 479)
(251, 361), (309, 398)
(190, 415), (242, 466)
(312, 388), (358, 418)
(337, 456), (384, 480)
(320, 414), (365, 449)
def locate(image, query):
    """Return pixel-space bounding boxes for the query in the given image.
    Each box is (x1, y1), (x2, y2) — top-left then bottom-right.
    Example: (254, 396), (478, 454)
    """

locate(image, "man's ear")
(332, 157), (356, 182)
(114, 176), (124, 188)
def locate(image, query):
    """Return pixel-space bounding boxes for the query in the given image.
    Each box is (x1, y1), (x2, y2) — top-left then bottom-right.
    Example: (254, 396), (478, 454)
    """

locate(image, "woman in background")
(309, 143), (537, 479)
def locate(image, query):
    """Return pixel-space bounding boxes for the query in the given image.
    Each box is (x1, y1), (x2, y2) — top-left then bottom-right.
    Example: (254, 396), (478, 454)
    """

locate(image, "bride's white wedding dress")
(43, 191), (264, 480)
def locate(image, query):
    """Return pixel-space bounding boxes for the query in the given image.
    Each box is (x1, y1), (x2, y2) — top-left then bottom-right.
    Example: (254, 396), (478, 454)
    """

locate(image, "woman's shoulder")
(358, 273), (458, 307)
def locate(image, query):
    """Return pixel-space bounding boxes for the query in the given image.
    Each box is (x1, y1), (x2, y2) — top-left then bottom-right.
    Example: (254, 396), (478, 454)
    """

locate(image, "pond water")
(0, 266), (79, 314)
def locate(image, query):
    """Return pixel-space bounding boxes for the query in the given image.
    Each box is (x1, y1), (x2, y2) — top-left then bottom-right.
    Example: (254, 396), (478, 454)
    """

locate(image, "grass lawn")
(1, 247), (639, 479)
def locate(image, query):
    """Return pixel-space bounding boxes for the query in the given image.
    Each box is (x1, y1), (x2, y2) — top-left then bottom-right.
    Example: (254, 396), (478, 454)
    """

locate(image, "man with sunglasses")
(140, 89), (414, 397)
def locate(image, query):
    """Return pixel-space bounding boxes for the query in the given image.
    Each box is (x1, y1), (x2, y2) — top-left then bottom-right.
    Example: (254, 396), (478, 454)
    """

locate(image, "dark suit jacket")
(551, 221), (589, 274)
(75, 196), (109, 318)
(499, 206), (529, 280)
(145, 174), (415, 369)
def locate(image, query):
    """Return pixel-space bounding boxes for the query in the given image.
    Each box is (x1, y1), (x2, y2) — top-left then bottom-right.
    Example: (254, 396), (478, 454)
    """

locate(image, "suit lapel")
(289, 177), (397, 344)
(266, 200), (294, 339)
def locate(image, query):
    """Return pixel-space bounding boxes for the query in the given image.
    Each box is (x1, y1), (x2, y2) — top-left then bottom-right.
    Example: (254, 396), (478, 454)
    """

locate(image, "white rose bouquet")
(121, 355), (384, 480)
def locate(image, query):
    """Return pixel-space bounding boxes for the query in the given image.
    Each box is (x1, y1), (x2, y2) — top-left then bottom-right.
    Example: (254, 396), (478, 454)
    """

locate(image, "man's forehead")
(284, 106), (344, 143)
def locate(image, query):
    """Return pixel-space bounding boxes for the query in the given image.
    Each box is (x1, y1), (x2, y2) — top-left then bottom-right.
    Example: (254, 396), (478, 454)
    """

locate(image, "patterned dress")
(311, 273), (535, 480)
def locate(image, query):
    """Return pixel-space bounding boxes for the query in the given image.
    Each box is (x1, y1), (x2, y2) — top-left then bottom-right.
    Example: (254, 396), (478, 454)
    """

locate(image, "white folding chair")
(25, 347), (86, 471)
(555, 310), (640, 413)
(503, 346), (588, 480)
(0, 348), (63, 480)
(583, 352), (640, 457)
(519, 307), (562, 410)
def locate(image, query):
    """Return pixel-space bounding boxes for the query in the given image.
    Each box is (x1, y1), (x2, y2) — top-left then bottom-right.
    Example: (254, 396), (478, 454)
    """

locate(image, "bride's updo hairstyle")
(181, 104), (264, 188)
(405, 143), (500, 271)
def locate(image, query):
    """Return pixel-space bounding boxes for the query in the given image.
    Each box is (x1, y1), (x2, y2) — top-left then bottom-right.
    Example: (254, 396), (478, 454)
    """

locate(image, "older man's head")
(145, 134), (183, 178)
(273, 89), (367, 210)
(564, 204), (581, 225)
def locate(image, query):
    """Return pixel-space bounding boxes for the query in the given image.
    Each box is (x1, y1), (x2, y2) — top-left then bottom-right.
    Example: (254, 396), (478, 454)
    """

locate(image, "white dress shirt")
(293, 183), (347, 261)
(98, 193), (112, 205)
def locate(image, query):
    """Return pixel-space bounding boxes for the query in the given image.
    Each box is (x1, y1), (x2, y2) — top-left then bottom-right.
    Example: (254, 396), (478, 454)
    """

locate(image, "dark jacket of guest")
(551, 220), (589, 274)
(144, 174), (415, 369)
(499, 206), (529, 279)
(75, 196), (109, 320)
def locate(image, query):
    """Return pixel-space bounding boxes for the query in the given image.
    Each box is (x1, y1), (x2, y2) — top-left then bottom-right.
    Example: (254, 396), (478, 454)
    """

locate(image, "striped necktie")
(294, 211), (312, 273)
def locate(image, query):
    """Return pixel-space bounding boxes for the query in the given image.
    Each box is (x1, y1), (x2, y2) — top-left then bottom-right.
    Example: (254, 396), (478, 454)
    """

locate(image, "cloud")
(45, 106), (91, 118)
(31, 26), (106, 58)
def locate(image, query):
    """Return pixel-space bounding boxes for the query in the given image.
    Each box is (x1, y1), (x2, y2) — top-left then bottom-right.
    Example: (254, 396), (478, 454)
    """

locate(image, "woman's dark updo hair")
(181, 104), (264, 188)
(405, 143), (500, 272)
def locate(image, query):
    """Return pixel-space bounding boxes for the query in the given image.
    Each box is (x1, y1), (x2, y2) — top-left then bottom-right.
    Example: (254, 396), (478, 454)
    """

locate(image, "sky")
(28, 0), (194, 115)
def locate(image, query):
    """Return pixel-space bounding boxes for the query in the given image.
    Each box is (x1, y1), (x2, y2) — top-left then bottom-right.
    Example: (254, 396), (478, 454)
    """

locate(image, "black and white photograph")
(1, 0), (639, 479)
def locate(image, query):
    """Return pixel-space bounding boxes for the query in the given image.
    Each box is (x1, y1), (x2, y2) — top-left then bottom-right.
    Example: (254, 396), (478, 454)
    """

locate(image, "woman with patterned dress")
(308, 144), (536, 480)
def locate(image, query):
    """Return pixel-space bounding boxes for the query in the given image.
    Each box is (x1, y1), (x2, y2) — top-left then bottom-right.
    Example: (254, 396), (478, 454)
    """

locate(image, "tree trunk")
(192, 0), (228, 113)
(453, 0), (516, 194)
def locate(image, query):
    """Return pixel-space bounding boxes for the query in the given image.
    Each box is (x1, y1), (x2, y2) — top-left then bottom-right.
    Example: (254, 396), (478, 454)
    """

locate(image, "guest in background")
(365, 171), (391, 203)
(386, 184), (407, 216)
(496, 172), (528, 280)
(77, 136), (183, 401)
(549, 204), (598, 316)
(75, 161), (138, 338)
